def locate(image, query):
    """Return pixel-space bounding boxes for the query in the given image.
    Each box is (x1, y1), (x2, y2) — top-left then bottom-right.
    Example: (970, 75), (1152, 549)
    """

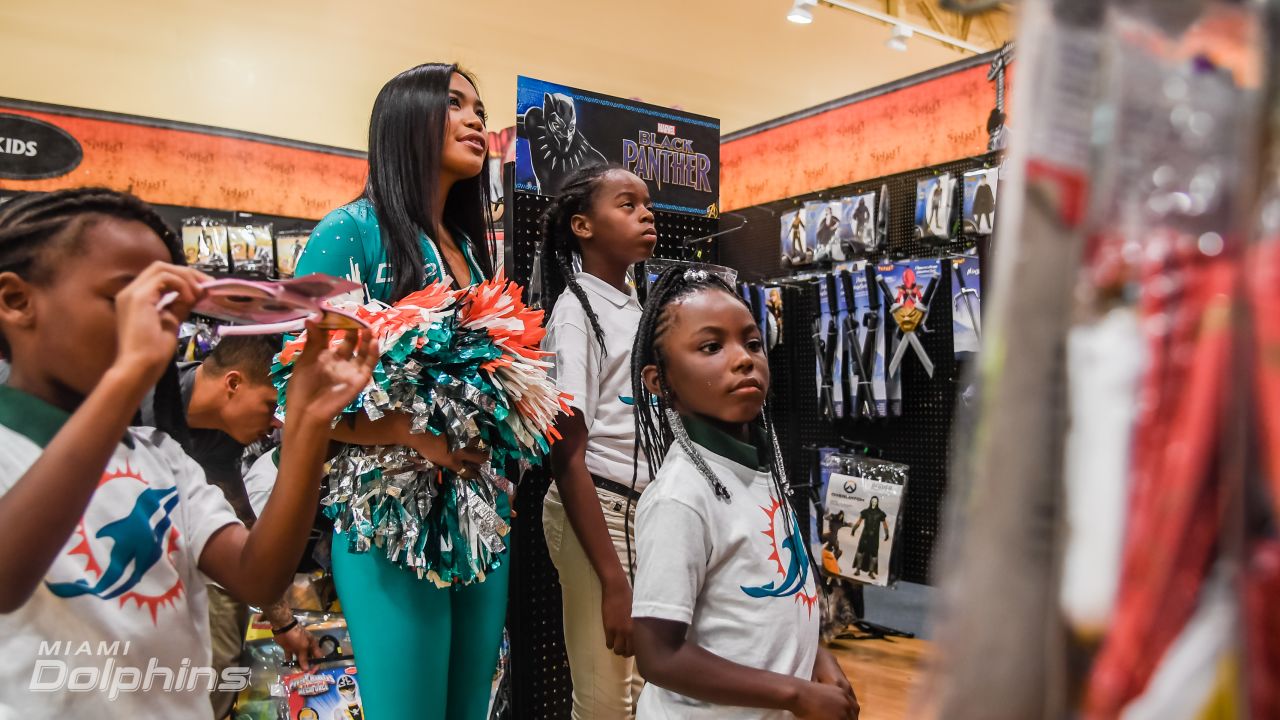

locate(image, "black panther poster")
(515, 76), (720, 217)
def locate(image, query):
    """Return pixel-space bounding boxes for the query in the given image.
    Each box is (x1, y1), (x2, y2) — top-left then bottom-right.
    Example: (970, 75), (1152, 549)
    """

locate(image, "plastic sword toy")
(952, 258), (982, 341)
(879, 271), (937, 378)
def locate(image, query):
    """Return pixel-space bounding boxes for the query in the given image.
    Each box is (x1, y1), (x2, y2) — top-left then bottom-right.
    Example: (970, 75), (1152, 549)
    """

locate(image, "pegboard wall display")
(506, 190), (720, 719)
(724, 153), (1001, 587)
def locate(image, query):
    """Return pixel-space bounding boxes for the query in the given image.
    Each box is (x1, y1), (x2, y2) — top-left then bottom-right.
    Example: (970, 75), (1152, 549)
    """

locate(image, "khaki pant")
(543, 485), (644, 720)
(207, 584), (250, 720)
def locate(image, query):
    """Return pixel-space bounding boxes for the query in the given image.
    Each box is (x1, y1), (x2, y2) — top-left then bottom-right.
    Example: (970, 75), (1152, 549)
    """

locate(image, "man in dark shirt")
(142, 336), (279, 524)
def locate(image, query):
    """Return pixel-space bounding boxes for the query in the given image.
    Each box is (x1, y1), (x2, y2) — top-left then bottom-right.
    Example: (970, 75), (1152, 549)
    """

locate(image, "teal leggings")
(332, 539), (509, 720)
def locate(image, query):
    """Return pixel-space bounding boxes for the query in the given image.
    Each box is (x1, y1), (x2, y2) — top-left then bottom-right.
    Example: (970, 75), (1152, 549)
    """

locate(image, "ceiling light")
(886, 24), (914, 51)
(787, 0), (816, 24)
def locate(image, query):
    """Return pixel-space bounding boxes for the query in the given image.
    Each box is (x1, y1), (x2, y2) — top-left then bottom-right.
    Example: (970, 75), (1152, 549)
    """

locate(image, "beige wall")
(0, 0), (967, 150)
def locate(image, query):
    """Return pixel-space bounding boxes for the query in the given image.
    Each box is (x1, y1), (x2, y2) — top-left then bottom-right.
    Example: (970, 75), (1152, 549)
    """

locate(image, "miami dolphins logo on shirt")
(741, 497), (818, 615)
(45, 463), (186, 624)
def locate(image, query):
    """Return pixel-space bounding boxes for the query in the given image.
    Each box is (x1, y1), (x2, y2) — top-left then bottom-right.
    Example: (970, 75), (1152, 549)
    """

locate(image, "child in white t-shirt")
(541, 165), (658, 718)
(630, 268), (859, 720)
(0, 189), (375, 719)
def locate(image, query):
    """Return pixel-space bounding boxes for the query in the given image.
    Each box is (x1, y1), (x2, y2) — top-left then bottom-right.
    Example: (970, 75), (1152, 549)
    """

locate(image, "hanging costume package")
(227, 225), (255, 270)
(828, 275), (846, 419)
(811, 199), (845, 262)
(780, 208), (812, 267)
(915, 174), (956, 242)
(182, 217), (231, 272)
(813, 447), (862, 642)
(251, 225), (276, 275)
(837, 269), (859, 418)
(962, 168), (999, 236)
(911, 259), (943, 329)
(276, 230), (311, 278)
(950, 252), (982, 358)
(839, 264), (877, 418)
(224, 224), (275, 275)
(876, 260), (943, 414)
(854, 264), (887, 417)
(873, 183), (891, 252)
(755, 285), (773, 349)
(950, 251), (983, 407)
(813, 280), (838, 421)
(875, 262), (904, 415)
(842, 191), (878, 253)
(737, 282), (771, 349)
(821, 453), (909, 588)
(813, 446), (842, 573)
(764, 285), (785, 350)
(878, 259), (941, 412)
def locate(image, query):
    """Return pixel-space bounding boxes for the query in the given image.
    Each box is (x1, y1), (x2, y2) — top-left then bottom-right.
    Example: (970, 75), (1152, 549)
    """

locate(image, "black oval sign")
(0, 113), (83, 180)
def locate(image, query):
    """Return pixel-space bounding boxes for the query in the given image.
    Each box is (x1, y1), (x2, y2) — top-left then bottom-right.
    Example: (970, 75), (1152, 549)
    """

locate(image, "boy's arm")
(0, 263), (205, 613)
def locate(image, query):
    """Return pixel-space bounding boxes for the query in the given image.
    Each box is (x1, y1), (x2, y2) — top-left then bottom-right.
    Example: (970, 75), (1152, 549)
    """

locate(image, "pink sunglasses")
(182, 275), (370, 336)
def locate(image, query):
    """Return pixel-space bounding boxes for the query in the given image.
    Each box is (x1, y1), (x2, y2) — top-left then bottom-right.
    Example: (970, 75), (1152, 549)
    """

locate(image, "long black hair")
(538, 164), (618, 349)
(628, 267), (814, 578)
(0, 187), (189, 442)
(364, 63), (494, 301)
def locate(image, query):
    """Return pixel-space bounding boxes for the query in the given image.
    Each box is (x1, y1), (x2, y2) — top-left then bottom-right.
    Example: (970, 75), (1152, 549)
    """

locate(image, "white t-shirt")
(632, 418), (819, 719)
(0, 387), (240, 720)
(544, 272), (649, 491)
(243, 449), (279, 518)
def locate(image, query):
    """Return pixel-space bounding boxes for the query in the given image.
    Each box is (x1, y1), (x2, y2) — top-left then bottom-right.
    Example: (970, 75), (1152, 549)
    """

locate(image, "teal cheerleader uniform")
(297, 198), (509, 720)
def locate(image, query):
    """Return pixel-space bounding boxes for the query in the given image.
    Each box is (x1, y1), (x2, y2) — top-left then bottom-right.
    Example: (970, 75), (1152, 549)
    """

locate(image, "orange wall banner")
(720, 62), (1009, 211)
(0, 101), (367, 220)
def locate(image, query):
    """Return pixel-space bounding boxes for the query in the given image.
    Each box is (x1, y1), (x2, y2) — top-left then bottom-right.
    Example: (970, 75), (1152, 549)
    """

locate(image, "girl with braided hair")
(0, 188), (375, 719)
(629, 268), (858, 720)
(540, 164), (657, 719)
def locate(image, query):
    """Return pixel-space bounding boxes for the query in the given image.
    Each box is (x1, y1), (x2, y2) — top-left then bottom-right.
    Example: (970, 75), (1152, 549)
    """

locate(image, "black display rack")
(721, 153), (1000, 586)
(503, 153), (998, 715)
(505, 191), (717, 719)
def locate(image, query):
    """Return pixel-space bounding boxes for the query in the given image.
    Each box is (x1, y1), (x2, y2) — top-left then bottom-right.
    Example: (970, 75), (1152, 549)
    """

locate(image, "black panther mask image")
(518, 92), (606, 194)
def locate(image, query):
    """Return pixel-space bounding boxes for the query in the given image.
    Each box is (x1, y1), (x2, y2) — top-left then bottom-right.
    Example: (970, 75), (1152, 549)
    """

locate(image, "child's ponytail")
(537, 164), (618, 352)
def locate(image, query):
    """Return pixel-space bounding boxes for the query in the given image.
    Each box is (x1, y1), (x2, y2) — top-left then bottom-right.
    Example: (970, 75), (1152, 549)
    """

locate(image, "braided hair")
(0, 188), (182, 348)
(0, 188), (187, 441)
(538, 164), (620, 351)
(628, 266), (815, 580)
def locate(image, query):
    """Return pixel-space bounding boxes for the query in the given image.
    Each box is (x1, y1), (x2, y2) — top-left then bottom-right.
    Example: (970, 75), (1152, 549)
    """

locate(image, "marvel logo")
(657, 122), (676, 135)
